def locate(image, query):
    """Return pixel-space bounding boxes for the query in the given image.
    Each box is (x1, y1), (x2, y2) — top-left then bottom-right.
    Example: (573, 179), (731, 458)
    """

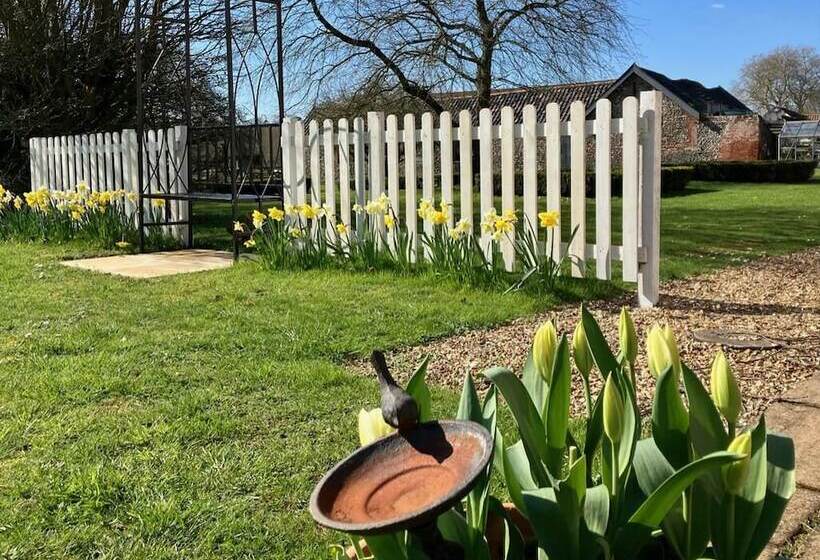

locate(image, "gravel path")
(351, 248), (820, 424)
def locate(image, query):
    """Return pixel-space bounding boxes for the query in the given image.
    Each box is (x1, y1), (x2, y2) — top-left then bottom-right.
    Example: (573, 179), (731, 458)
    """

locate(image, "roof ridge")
(435, 79), (616, 99)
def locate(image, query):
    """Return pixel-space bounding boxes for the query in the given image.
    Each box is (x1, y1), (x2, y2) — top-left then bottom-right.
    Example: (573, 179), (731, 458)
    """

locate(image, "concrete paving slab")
(61, 250), (233, 278)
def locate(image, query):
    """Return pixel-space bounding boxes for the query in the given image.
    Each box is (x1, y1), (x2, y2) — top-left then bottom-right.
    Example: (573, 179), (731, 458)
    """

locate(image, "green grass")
(1, 174), (819, 558)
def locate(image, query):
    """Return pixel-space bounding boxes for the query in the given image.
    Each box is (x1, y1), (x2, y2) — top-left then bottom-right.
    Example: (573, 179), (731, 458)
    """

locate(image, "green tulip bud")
(661, 325), (682, 377)
(618, 307), (638, 365)
(572, 322), (593, 379)
(723, 431), (752, 494)
(357, 408), (395, 447)
(646, 325), (672, 379)
(711, 350), (741, 425)
(533, 320), (558, 385)
(603, 374), (625, 444)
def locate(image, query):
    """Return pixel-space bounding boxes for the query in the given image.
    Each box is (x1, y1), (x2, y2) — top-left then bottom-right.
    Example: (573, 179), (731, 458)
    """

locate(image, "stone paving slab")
(61, 249), (233, 278)
(761, 371), (820, 558)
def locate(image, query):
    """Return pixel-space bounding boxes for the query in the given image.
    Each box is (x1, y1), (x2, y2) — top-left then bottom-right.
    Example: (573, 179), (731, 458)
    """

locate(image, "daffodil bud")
(661, 325), (682, 377)
(618, 307), (638, 365)
(357, 408), (395, 447)
(646, 325), (672, 379)
(572, 323), (593, 380)
(533, 321), (558, 385)
(603, 374), (625, 444)
(723, 431), (752, 494)
(711, 350), (741, 425)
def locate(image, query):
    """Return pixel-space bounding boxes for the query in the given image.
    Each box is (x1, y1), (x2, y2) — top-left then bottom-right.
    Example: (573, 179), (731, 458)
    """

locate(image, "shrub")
(691, 160), (817, 183)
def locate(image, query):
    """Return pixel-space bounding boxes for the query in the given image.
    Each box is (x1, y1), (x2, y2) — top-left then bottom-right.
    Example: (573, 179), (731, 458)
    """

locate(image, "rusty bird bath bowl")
(309, 419), (493, 535)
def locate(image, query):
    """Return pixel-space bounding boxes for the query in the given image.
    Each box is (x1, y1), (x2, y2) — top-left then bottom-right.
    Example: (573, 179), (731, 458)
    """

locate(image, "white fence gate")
(27, 126), (190, 243)
(281, 91), (662, 306)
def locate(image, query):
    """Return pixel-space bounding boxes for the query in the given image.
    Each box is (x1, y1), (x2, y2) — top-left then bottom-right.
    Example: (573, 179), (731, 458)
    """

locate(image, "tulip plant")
(341, 307), (795, 560)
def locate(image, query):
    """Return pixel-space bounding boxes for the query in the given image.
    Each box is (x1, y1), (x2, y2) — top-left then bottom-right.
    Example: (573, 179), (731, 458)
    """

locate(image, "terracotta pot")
(486, 502), (535, 559)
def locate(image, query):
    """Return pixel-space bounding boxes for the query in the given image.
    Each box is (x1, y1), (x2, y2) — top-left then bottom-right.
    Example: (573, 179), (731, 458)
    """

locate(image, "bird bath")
(309, 351), (493, 558)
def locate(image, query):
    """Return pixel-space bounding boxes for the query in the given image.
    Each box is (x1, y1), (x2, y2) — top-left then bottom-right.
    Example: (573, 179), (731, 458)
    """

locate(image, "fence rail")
(281, 91), (662, 306)
(28, 127), (190, 242)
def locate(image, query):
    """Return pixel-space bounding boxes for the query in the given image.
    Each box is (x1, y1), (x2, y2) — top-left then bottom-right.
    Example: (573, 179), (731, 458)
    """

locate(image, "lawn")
(1, 174), (819, 558)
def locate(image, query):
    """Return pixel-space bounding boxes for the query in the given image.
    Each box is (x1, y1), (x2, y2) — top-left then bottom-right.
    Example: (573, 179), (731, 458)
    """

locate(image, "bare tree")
(287, 0), (633, 113)
(734, 46), (820, 114)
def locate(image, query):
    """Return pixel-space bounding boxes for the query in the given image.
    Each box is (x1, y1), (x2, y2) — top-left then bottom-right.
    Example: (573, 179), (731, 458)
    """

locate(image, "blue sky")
(625, 0), (820, 90)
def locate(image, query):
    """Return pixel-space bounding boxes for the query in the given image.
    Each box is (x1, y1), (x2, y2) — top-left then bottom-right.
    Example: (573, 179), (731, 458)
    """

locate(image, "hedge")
(690, 160), (817, 183)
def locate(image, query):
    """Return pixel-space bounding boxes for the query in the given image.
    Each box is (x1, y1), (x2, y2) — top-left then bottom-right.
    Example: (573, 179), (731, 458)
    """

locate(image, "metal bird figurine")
(370, 350), (419, 431)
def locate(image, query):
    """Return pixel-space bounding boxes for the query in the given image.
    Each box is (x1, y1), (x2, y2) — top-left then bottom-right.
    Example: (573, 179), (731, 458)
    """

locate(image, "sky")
(624, 0), (820, 90)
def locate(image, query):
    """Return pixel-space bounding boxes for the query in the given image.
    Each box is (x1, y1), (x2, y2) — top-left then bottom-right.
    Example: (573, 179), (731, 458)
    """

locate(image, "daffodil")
(494, 218), (513, 234)
(151, 198), (166, 208)
(268, 207), (285, 221)
(384, 214), (396, 230)
(431, 210), (448, 225)
(285, 203), (299, 216)
(352, 203), (364, 214)
(233, 221), (246, 232)
(418, 198), (433, 220)
(244, 238), (256, 248)
(538, 210), (559, 228)
(115, 241), (131, 249)
(336, 222), (349, 235)
(301, 204), (320, 220)
(502, 209), (517, 223)
(13, 196), (23, 209)
(252, 209), (266, 229)
(289, 228), (303, 238)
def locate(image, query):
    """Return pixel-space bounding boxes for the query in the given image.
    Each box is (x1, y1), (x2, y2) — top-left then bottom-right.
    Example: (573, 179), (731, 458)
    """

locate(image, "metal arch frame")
(134, 0), (286, 256)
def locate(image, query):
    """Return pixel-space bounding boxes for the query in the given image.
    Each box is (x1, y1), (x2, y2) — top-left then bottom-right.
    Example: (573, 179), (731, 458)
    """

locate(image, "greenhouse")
(778, 119), (820, 161)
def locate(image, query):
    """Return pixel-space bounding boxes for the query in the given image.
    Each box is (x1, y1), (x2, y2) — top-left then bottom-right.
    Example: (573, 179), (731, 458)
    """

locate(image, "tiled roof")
(635, 66), (751, 115)
(435, 80), (614, 125)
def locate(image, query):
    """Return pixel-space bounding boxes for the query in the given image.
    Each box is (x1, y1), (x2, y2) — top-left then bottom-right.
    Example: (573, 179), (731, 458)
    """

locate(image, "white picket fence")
(281, 91), (662, 306)
(28, 126), (190, 243)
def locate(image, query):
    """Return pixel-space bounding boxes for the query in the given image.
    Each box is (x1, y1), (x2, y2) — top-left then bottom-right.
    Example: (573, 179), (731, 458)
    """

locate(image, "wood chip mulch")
(351, 248), (820, 425)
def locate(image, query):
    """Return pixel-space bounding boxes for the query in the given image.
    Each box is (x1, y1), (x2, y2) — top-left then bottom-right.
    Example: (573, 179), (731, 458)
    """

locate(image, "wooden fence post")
(368, 111), (386, 241)
(174, 125), (190, 246)
(638, 90), (662, 307)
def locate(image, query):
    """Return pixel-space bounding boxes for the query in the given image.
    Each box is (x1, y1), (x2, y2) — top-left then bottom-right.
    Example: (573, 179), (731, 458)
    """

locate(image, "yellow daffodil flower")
(252, 209), (266, 229)
(357, 408), (395, 446)
(233, 221), (245, 232)
(538, 210), (559, 228)
(268, 207), (285, 221)
(384, 214), (396, 230)
(244, 238), (256, 248)
(336, 222), (349, 235)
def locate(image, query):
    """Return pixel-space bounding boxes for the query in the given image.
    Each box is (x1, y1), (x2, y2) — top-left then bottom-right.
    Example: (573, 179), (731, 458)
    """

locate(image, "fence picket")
(501, 106), (515, 270)
(569, 101), (586, 277)
(337, 118), (351, 229)
(80, 135), (90, 187)
(323, 119), (336, 233)
(403, 114), (418, 260)
(622, 96), (639, 282)
(89, 134), (98, 190)
(28, 138), (37, 189)
(386, 114), (399, 240)
(368, 112), (386, 239)
(522, 104), (538, 241)
(294, 118), (306, 207)
(105, 132), (116, 192)
(457, 110), (473, 226)
(421, 112), (434, 247)
(639, 90), (662, 307)
(545, 103), (562, 260)
(439, 112), (454, 227)
(281, 118), (293, 208)
(309, 120), (321, 208)
(479, 108), (493, 257)
(353, 117), (365, 232)
(595, 99), (612, 280)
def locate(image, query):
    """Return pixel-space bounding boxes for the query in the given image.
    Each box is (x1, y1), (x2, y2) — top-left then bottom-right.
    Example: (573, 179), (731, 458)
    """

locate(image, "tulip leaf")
(437, 508), (471, 547)
(502, 440), (539, 515)
(652, 365), (690, 469)
(365, 533), (408, 560)
(484, 367), (551, 476)
(584, 388), (605, 484)
(457, 370), (483, 424)
(581, 305), (619, 378)
(613, 450), (740, 559)
(744, 431), (796, 560)
(523, 487), (578, 560)
(682, 365), (728, 495)
(544, 337), (572, 475)
(725, 416), (769, 560)
(522, 347), (547, 414)
(584, 485), (611, 537)
(406, 355), (433, 422)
